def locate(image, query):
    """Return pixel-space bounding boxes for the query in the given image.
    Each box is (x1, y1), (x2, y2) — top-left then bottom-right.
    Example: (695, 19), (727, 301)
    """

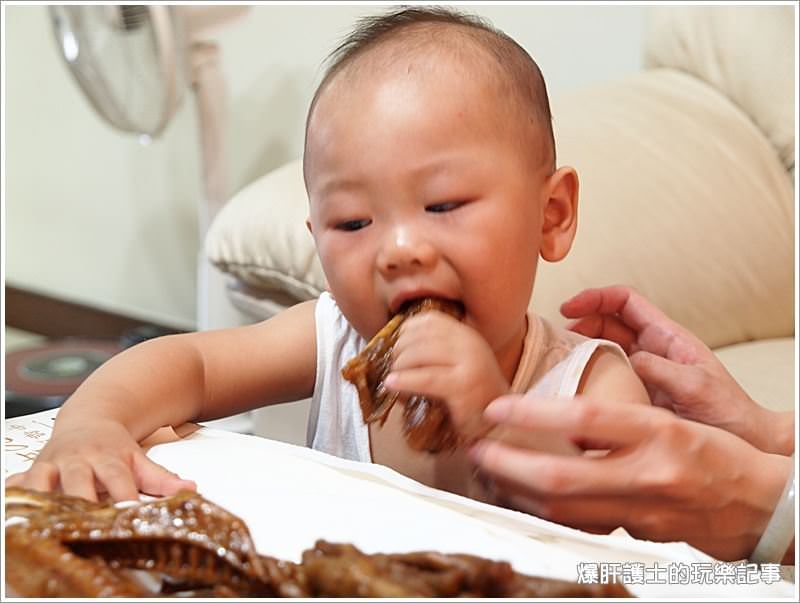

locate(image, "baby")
(7, 7), (648, 506)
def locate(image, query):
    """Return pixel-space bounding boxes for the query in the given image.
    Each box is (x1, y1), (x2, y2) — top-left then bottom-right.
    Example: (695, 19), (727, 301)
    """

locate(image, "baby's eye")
(335, 219), (371, 232)
(426, 201), (465, 213)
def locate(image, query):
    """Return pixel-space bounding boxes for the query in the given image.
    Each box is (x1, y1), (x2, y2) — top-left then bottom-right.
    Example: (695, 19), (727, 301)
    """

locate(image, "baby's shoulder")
(534, 314), (588, 355)
(577, 346), (650, 405)
(529, 314), (648, 405)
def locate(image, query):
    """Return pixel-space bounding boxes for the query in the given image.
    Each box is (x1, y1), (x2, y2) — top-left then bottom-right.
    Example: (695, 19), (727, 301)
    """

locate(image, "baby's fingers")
(5, 462), (59, 493)
(92, 457), (140, 502)
(133, 453), (196, 497)
(60, 459), (101, 501)
(385, 367), (450, 401)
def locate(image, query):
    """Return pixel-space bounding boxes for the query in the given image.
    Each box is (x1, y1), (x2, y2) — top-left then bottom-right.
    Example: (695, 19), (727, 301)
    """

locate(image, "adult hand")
(560, 286), (793, 455)
(469, 394), (793, 562)
(5, 417), (196, 502)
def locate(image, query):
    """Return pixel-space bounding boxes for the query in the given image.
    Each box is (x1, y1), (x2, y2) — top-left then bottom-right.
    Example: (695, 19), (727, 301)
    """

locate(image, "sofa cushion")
(205, 68), (794, 348)
(643, 6), (795, 180)
(534, 68), (794, 349)
(205, 159), (326, 301)
(713, 338), (795, 413)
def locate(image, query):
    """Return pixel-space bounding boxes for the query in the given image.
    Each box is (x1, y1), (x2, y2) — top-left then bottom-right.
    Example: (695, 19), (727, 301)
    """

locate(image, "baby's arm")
(569, 348), (650, 451)
(578, 348), (651, 406)
(5, 300), (318, 501)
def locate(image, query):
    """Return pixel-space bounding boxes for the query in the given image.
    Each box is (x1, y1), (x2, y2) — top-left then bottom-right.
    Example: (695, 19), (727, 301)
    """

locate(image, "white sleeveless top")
(307, 292), (628, 462)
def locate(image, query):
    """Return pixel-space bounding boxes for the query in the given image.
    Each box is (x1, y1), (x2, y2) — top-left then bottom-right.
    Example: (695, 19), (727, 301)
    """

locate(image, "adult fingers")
(650, 389), (677, 413)
(560, 286), (659, 333)
(560, 287), (630, 318)
(489, 422), (583, 456)
(133, 453), (196, 497)
(563, 288), (704, 364)
(561, 286), (698, 362)
(483, 395), (668, 449)
(630, 351), (707, 406)
(470, 437), (641, 496)
(567, 315), (637, 352)
(635, 321), (706, 364)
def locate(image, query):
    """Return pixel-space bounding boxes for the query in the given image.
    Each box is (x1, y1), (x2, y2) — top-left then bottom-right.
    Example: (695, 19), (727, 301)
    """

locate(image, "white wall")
(4, 5), (646, 329)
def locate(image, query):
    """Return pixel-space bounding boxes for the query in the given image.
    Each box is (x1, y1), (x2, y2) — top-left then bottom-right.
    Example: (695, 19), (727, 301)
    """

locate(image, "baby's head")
(304, 7), (578, 359)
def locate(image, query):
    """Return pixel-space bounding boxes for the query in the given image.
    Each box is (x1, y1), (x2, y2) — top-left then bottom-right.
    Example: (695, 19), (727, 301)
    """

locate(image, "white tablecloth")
(4, 408), (795, 597)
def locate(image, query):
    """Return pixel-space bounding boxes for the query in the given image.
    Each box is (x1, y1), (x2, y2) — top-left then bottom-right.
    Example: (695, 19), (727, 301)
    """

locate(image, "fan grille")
(50, 5), (184, 137)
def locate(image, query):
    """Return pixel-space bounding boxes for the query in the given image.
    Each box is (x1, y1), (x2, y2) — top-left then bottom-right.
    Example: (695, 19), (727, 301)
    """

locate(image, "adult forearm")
(54, 334), (206, 442)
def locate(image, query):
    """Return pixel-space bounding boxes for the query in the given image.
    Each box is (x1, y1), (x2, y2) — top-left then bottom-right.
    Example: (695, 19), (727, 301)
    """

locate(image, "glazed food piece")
(5, 484), (105, 519)
(5, 487), (307, 597)
(341, 297), (465, 453)
(5, 527), (146, 598)
(302, 540), (632, 598)
(4, 487), (633, 598)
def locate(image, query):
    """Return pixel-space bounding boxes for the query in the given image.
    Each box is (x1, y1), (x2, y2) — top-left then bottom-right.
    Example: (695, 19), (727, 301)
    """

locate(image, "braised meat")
(341, 298), (465, 453)
(302, 540), (631, 598)
(4, 487), (632, 598)
(5, 487), (306, 597)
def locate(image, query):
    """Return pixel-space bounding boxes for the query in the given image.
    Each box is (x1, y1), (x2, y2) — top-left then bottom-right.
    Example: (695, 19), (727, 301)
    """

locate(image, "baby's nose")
(377, 226), (438, 274)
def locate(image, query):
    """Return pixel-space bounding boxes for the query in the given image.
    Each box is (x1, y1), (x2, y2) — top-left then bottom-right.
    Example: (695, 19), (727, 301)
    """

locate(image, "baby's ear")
(539, 167), (579, 262)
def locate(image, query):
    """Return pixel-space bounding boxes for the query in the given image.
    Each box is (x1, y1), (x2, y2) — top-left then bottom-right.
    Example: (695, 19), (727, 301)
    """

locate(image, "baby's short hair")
(306, 6), (556, 169)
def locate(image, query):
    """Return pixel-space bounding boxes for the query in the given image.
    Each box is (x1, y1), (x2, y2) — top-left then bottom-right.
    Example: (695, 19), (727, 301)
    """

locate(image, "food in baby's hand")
(341, 298), (465, 453)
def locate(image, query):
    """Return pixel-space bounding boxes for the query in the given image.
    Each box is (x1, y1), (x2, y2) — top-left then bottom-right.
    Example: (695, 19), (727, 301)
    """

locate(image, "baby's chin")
(350, 314), (394, 343)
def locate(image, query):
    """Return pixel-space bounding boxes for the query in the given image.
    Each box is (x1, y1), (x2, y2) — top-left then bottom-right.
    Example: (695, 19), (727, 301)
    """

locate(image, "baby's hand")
(4, 417), (195, 502)
(385, 310), (509, 439)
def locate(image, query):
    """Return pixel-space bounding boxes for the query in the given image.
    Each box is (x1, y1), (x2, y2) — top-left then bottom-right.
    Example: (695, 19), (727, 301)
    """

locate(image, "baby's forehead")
(315, 37), (521, 137)
(305, 21), (555, 178)
(332, 26), (504, 92)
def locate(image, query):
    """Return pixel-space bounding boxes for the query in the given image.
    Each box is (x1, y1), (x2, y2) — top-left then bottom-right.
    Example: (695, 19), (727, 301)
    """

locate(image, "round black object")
(5, 339), (122, 418)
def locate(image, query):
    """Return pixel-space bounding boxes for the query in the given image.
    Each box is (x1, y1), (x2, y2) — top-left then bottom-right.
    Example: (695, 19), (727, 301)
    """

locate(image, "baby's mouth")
(391, 297), (466, 319)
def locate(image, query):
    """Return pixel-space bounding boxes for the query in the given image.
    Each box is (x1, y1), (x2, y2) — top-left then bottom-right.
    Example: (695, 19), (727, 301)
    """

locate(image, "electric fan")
(49, 5), (250, 331)
(48, 5), (253, 432)
(49, 5), (247, 229)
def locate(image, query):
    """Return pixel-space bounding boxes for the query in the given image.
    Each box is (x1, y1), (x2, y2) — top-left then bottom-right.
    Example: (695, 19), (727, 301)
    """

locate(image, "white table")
(4, 408), (795, 598)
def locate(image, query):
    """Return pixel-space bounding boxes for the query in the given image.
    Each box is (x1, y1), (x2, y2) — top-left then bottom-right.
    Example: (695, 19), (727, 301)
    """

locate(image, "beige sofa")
(204, 6), (795, 442)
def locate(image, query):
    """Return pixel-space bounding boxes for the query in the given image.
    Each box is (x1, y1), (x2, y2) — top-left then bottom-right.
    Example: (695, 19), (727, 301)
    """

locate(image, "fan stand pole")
(188, 40), (227, 234)
(189, 39), (254, 434)
(189, 39), (226, 334)
(189, 38), (240, 330)
(188, 38), (241, 330)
